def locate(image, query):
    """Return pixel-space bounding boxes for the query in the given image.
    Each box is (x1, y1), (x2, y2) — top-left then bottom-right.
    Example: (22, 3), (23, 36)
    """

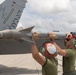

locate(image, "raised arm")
(53, 42), (66, 56)
(48, 32), (66, 56)
(31, 32), (45, 65)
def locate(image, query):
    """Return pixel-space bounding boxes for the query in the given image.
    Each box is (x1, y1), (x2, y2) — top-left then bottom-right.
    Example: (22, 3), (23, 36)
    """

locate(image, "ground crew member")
(49, 33), (76, 75)
(31, 32), (58, 75)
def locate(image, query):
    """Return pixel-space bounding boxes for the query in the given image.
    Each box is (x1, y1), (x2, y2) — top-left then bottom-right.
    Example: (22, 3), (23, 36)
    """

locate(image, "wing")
(0, 0), (27, 30)
(0, 39), (64, 54)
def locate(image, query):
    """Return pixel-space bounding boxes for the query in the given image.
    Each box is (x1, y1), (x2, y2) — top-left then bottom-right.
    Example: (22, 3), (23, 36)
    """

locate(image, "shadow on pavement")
(0, 65), (41, 74)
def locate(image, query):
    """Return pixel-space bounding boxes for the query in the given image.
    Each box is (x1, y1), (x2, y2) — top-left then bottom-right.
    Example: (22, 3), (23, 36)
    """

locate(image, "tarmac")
(0, 53), (75, 75)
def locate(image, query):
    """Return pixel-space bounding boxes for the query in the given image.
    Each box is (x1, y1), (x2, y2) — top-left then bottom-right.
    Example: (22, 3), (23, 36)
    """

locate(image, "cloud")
(21, 0), (76, 32)
(0, 0), (5, 4)
(16, 22), (24, 29)
(28, 0), (71, 14)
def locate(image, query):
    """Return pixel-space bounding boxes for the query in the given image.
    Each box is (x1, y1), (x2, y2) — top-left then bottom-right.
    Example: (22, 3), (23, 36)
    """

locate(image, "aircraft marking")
(9, 10), (22, 29)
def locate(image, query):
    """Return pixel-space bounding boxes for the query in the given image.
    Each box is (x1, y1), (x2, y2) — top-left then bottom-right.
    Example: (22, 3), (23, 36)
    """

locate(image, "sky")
(0, 0), (76, 32)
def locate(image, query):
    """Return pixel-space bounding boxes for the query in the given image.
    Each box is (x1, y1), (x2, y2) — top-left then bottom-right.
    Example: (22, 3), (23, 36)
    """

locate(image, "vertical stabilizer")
(0, 0), (27, 30)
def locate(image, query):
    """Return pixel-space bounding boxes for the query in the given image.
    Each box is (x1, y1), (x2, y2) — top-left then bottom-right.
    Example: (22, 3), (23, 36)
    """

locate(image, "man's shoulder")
(42, 57), (58, 68)
(64, 49), (76, 57)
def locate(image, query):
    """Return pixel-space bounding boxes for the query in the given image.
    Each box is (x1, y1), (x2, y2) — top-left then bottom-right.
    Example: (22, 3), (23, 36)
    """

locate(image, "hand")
(65, 33), (69, 38)
(32, 32), (38, 41)
(48, 32), (56, 39)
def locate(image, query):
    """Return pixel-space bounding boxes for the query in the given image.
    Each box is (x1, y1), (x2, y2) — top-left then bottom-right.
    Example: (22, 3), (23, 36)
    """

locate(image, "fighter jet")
(0, 0), (30, 54)
(0, 0), (76, 54)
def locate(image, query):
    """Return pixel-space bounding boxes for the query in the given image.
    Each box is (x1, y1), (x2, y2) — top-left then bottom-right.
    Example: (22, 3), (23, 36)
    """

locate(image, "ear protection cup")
(44, 50), (49, 57)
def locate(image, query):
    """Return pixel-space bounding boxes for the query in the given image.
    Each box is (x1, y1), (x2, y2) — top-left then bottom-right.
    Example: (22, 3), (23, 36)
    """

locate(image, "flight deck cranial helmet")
(65, 34), (76, 49)
(40, 42), (57, 58)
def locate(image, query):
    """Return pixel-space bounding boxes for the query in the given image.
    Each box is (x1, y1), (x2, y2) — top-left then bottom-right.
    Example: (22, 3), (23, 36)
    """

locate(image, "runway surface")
(0, 54), (75, 75)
